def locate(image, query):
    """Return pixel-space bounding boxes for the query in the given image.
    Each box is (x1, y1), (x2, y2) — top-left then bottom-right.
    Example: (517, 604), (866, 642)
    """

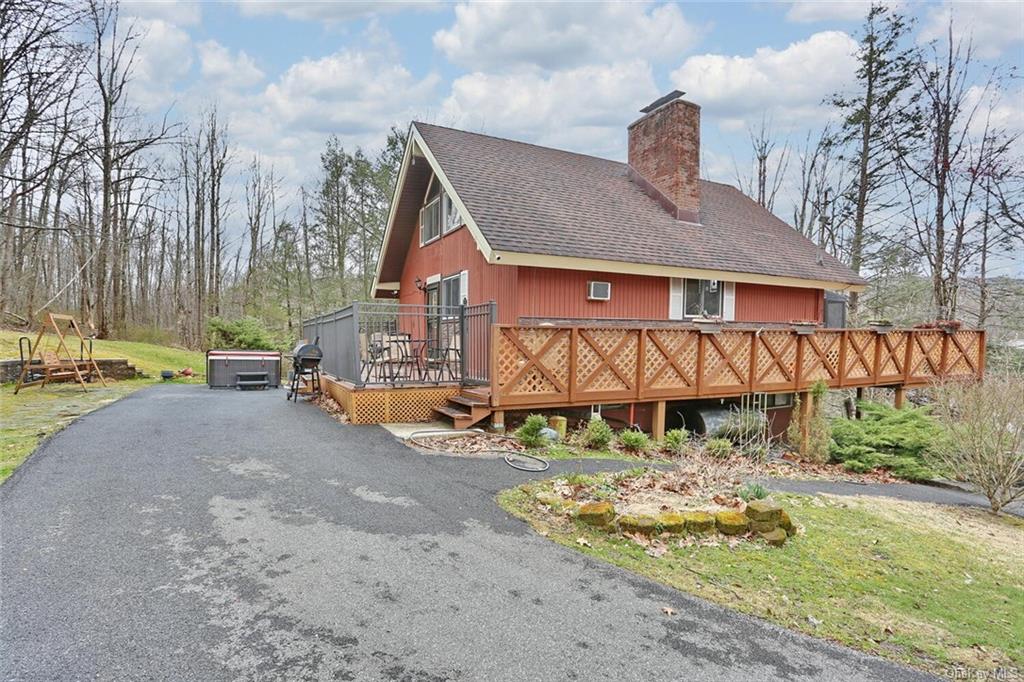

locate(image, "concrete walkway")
(1, 385), (935, 681)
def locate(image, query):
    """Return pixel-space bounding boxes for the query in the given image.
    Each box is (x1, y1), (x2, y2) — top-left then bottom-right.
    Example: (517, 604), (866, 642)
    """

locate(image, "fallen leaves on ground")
(314, 394), (349, 423)
(412, 432), (524, 454)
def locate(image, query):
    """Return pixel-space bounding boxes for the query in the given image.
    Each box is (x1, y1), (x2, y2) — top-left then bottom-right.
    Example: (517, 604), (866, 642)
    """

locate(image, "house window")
(684, 278), (722, 317)
(442, 193), (462, 233)
(420, 197), (441, 245)
(441, 271), (468, 314)
(587, 281), (611, 301)
(765, 393), (793, 408)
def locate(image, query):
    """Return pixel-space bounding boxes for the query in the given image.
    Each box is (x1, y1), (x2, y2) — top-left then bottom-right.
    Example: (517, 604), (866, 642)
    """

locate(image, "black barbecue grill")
(287, 338), (323, 401)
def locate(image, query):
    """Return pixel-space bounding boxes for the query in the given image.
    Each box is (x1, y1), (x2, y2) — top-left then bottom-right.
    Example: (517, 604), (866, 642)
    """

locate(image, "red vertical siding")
(397, 227), (824, 326)
(398, 226), (518, 324)
(734, 283), (823, 324)
(515, 267), (669, 321)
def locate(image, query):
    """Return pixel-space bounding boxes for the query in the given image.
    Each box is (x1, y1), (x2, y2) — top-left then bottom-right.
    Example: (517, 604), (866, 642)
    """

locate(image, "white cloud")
(918, 1), (1024, 59)
(262, 48), (439, 137)
(122, 1), (202, 26)
(197, 40), (264, 89)
(434, 1), (703, 71)
(440, 60), (659, 159)
(785, 1), (882, 23)
(670, 31), (858, 131)
(236, 1), (437, 23)
(128, 18), (194, 111)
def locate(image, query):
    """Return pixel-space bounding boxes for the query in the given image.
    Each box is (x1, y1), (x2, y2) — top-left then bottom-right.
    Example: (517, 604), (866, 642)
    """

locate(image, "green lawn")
(499, 480), (1024, 675)
(1, 330), (206, 483)
(1, 329), (205, 378)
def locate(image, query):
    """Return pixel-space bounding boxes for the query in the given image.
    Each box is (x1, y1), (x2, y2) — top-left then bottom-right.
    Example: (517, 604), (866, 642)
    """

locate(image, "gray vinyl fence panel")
(301, 301), (495, 387)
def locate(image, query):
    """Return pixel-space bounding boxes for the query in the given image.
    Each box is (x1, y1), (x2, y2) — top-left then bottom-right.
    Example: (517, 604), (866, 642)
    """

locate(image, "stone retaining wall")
(1, 358), (143, 383)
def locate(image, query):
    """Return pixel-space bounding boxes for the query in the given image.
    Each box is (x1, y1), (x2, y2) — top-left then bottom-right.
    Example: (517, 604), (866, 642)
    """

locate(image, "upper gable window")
(420, 196), (441, 244)
(442, 193), (462, 234)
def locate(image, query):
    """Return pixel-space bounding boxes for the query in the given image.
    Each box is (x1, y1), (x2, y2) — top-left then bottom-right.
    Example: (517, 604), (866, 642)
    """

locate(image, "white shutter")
(669, 278), (684, 320)
(723, 281), (736, 321)
(459, 270), (469, 305)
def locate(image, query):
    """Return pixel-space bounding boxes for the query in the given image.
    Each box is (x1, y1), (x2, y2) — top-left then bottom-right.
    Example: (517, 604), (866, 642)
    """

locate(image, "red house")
(309, 92), (983, 435)
(373, 91), (865, 327)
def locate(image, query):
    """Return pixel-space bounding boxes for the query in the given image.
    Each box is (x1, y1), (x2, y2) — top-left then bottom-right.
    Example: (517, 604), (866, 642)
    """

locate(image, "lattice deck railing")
(490, 325), (985, 407)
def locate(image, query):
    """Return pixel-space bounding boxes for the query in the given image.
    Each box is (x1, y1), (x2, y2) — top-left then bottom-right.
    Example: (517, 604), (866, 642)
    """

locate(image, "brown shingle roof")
(413, 122), (864, 288)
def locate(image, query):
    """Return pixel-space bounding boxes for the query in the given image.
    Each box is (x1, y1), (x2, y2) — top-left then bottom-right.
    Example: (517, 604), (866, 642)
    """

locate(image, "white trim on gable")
(372, 125), (495, 296)
(409, 126), (493, 261)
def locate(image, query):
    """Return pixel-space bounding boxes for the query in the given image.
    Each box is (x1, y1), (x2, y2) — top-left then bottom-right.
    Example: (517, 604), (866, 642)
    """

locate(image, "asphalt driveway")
(1, 385), (934, 681)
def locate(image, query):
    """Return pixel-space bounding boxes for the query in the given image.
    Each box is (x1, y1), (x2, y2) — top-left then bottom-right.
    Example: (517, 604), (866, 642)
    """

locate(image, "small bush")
(787, 381), (831, 463)
(737, 482), (769, 501)
(206, 316), (278, 350)
(581, 415), (614, 450)
(515, 414), (549, 448)
(617, 429), (651, 453)
(829, 401), (946, 481)
(928, 374), (1024, 513)
(662, 428), (689, 454)
(704, 437), (733, 459)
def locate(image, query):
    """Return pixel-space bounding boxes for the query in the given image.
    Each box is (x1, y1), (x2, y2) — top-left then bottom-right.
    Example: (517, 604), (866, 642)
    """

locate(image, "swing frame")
(13, 313), (107, 394)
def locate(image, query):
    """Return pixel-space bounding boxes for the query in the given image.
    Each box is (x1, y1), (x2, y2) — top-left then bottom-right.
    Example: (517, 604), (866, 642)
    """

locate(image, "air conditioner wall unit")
(587, 281), (611, 301)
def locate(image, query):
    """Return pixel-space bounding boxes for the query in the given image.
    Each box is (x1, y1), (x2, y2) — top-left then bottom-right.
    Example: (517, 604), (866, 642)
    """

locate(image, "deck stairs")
(432, 386), (493, 429)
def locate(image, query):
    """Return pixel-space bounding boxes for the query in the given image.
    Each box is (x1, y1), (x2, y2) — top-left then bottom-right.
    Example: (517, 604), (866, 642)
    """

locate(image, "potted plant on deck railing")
(790, 320), (819, 335)
(914, 319), (962, 334)
(692, 316), (723, 334)
(868, 319), (894, 334)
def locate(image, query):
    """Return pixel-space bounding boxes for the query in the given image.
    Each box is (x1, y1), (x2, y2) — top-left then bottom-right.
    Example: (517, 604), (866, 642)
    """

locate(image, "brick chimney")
(627, 91), (701, 223)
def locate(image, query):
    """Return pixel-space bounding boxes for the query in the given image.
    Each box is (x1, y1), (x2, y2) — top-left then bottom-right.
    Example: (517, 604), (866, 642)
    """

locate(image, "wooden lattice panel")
(801, 331), (841, 385)
(575, 328), (638, 400)
(754, 330), (797, 390)
(877, 331), (907, 380)
(495, 327), (570, 405)
(641, 329), (698, 397)
(701, 331), (751, 391)
(322, 376), (458, 424)
(909, 330), (944, 379)
(945, 330), (980, 377)
(842, 329), (877, 384)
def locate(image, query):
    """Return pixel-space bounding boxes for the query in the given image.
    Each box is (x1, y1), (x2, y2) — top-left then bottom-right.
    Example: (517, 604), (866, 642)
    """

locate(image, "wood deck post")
(855, 387), (863, 419)
(894, 386), (905, 410)
(652, 400), (666, 441)
(490, 410), (505, 433)
(797, 390), (811, 456)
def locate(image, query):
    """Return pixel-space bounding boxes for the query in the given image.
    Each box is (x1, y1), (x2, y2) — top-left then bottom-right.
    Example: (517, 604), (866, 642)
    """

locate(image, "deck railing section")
(302, 301), (497, 387)
(490, 325), (985, 407)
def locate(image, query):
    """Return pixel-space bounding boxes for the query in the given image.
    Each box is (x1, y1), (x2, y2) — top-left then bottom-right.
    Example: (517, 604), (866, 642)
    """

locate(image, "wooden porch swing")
(13, 313), (107, 394)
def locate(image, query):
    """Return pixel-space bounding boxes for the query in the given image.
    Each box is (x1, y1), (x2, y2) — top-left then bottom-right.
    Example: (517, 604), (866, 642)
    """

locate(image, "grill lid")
(292, 341), (323, 361)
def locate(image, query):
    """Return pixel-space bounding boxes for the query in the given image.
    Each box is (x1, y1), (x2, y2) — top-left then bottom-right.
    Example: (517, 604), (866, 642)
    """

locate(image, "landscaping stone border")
(564, 497), (797, 546)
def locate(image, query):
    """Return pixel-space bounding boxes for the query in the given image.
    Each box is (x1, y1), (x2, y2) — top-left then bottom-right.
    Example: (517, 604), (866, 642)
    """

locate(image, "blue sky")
(122, 0), (1024, 273)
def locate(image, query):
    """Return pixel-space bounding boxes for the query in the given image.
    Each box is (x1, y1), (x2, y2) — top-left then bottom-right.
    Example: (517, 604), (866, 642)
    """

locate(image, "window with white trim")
(420, 197), (440, 244)
(442, 193), (462, 233)
(671, 279), (734, 320)
(684, 278), (722, 317)
(441, 270), (468, 315)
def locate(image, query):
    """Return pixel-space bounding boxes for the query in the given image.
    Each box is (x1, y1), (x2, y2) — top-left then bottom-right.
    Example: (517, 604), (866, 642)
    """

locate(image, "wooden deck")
(326, 323), (985, 432)
(489, 325), (984, 408)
